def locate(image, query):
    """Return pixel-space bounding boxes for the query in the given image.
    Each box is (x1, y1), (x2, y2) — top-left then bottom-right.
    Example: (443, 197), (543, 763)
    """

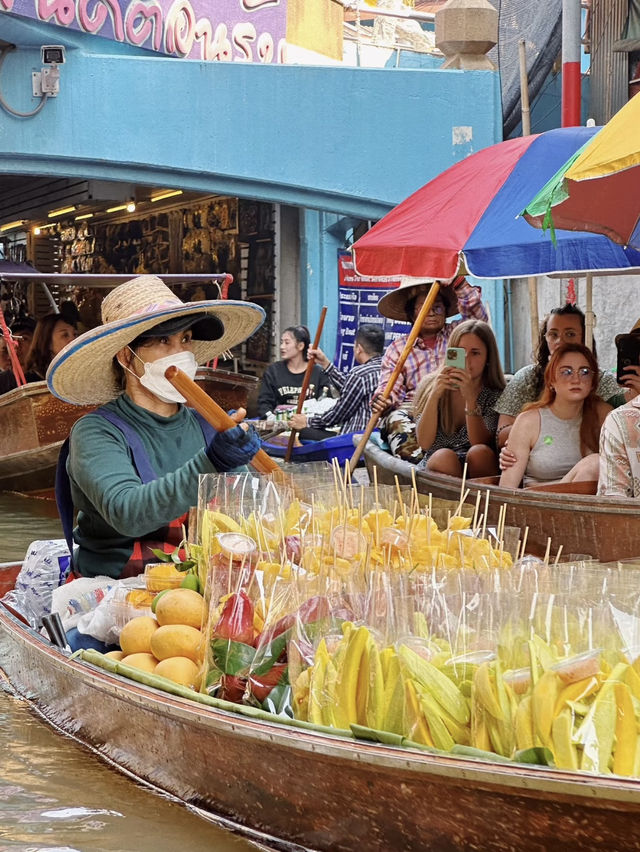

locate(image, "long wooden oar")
(348, 281), (441, 473)
(165, 366), (280, 475)
(284, 306), (328, 463)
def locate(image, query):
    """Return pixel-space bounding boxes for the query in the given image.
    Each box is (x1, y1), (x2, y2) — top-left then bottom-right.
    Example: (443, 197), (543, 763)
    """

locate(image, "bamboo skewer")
(349, 283), (442, 472)
(285, 307), (328, 462)
(554, 544), (563, 566)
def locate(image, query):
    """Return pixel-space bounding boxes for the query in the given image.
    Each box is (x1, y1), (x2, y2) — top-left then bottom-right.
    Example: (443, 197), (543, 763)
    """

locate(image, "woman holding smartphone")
(499, 343), (611, 490)
(414, 320), (505, 477)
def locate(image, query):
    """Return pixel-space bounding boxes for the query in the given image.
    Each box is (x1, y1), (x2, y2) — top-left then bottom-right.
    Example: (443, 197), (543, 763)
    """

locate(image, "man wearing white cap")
(373, 276), (487, 463)
(47, 275), (264, 580)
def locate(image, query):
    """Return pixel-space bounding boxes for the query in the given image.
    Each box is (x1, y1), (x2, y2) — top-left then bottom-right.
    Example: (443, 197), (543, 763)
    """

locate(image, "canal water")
(0, 492), (262, 852)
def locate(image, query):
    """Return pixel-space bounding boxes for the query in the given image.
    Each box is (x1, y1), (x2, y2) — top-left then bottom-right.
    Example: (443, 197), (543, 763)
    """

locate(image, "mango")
(155, 588), (205, 629)
(120, 652), (158, 672)
(150, 624), (203, 663)
(119, 615), (159, 656)
(154, 656), (200, 689)
(104, 650), (124, 661)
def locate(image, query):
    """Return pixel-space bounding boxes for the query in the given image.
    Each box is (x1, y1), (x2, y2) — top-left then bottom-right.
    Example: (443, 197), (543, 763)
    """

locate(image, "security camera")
(41, 45), (66, 65)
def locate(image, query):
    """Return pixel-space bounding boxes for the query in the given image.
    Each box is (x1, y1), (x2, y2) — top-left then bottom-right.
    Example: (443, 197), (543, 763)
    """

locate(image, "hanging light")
(47, 205), (76, 218)
(150, 189), (183, 203)
(0, 220), (27, 232)
(75, 212), (94, 221)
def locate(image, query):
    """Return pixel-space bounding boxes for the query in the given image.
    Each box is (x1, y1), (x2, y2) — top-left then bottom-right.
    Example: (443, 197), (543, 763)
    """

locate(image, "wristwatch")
(465, 403), (482, 417)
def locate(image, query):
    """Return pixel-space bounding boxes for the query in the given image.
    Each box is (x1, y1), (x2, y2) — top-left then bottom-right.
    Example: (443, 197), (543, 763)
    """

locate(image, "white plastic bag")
(1, 540), (71, 629)
(75, 577), (145, 645)
(51, 575), (118, 632)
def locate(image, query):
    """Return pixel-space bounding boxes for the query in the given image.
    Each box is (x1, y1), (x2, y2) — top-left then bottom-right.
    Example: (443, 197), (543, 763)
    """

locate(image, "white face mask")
(124, 348), (198, 404)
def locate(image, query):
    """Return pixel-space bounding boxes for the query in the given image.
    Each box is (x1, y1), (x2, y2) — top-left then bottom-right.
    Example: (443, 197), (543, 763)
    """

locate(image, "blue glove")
(206, 423), (261, 471)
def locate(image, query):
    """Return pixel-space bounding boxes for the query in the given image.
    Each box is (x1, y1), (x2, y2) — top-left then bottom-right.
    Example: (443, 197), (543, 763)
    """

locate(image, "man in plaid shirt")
(290, 324), (384, 435)
(373, 277), (488, 463)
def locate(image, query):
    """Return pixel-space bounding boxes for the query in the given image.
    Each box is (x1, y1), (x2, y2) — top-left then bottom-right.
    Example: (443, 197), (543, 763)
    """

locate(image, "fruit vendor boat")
(363, 441), (640, 563)
(2, 571), (640, 851)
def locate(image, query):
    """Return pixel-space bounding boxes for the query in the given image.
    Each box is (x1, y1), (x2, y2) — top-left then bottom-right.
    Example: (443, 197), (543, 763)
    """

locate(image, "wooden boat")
(2, 576), (640, 851)
(0, 369), (257, 495)
(363, 441), (640, 562)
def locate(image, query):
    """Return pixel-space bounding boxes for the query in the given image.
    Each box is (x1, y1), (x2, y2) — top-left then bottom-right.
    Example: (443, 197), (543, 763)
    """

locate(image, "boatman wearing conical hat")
(47, 275), (264, 581)
(373, 276), (487, 464)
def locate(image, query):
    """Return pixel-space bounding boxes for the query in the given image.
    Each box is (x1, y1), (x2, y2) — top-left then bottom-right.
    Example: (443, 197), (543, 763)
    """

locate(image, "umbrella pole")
(348, 282), (441, 474)
(585, 273), (594, 350)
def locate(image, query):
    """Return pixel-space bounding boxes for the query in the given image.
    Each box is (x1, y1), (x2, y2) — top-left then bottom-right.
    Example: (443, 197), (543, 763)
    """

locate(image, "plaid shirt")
(598, 395), (640, 497)
(308, 356), (382, 434)
(375, 280), (488, 408)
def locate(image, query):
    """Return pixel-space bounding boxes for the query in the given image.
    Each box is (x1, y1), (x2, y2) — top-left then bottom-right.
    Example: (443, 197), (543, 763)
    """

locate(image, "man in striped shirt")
(290, 324), (384, 435)
(373, 277), (488, 463)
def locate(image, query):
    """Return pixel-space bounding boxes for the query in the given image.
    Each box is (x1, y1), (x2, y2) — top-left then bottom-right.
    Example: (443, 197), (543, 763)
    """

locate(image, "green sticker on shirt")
(543, 435), (553, 445)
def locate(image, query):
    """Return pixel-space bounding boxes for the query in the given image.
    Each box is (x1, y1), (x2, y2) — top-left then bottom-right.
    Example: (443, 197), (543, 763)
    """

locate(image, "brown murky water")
(0, 492), (264, 852)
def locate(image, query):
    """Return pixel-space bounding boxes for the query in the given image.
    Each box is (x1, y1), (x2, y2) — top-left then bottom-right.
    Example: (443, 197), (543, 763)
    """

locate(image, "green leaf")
(252, 628), (291, 676)
(150, 548), (172, 562)
(211, 638), (255, 676)
(513, 747), (555, 766)
(263, 683), (293, 717)
(351, 724), (405, 746)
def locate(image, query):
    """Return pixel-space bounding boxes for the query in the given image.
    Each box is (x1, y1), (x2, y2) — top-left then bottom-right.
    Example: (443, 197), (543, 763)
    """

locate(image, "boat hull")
(3, 603), (640, 851)
(363, 443), (640, 562)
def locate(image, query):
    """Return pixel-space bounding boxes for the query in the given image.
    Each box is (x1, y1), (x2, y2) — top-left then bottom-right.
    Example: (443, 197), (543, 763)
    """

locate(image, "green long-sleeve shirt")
(68, 394), (217, 579)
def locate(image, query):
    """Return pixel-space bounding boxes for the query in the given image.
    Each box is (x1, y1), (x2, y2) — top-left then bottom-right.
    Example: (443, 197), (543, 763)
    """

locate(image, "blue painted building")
(0, 3), (503, 365)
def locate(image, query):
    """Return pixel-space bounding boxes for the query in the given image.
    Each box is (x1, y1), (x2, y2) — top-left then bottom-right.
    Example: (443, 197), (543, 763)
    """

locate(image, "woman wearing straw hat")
(373, 276), (487, 464)
(47, 275), (264, 581)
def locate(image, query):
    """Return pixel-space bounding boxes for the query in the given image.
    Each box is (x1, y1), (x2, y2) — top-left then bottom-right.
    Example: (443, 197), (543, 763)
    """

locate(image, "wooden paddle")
(284, 307), (328, 463)
(348, 281), (442, 473)
(165, 366), (280, 474)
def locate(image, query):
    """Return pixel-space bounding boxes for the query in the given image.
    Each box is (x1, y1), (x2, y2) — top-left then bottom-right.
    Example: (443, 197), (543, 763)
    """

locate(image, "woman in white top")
(499, 343), (611, 489)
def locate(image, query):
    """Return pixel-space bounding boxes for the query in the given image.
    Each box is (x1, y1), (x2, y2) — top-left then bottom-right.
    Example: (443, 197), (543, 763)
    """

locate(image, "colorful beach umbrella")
(352, 126), (640, 281)
(523, 95), (640, 250)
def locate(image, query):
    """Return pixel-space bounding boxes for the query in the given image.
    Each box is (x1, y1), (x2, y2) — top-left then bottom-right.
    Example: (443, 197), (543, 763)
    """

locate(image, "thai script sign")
(335, 250), (407, 371)
(1, 0), (286, 62)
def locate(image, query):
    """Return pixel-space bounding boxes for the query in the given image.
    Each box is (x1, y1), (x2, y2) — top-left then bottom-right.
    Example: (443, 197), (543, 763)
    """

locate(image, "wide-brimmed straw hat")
(377, 277), (462, 323)
(47, 275), (265, 405)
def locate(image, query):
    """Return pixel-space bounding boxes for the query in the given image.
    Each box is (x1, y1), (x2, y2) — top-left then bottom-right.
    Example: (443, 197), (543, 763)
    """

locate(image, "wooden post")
(284, 307), (328, 463)
(348, 282), (441, 473)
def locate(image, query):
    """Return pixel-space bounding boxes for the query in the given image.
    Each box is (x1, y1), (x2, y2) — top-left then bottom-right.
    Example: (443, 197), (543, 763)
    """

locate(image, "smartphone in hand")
(444, 347), (466, 370)
(615, 334), (640, 385)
